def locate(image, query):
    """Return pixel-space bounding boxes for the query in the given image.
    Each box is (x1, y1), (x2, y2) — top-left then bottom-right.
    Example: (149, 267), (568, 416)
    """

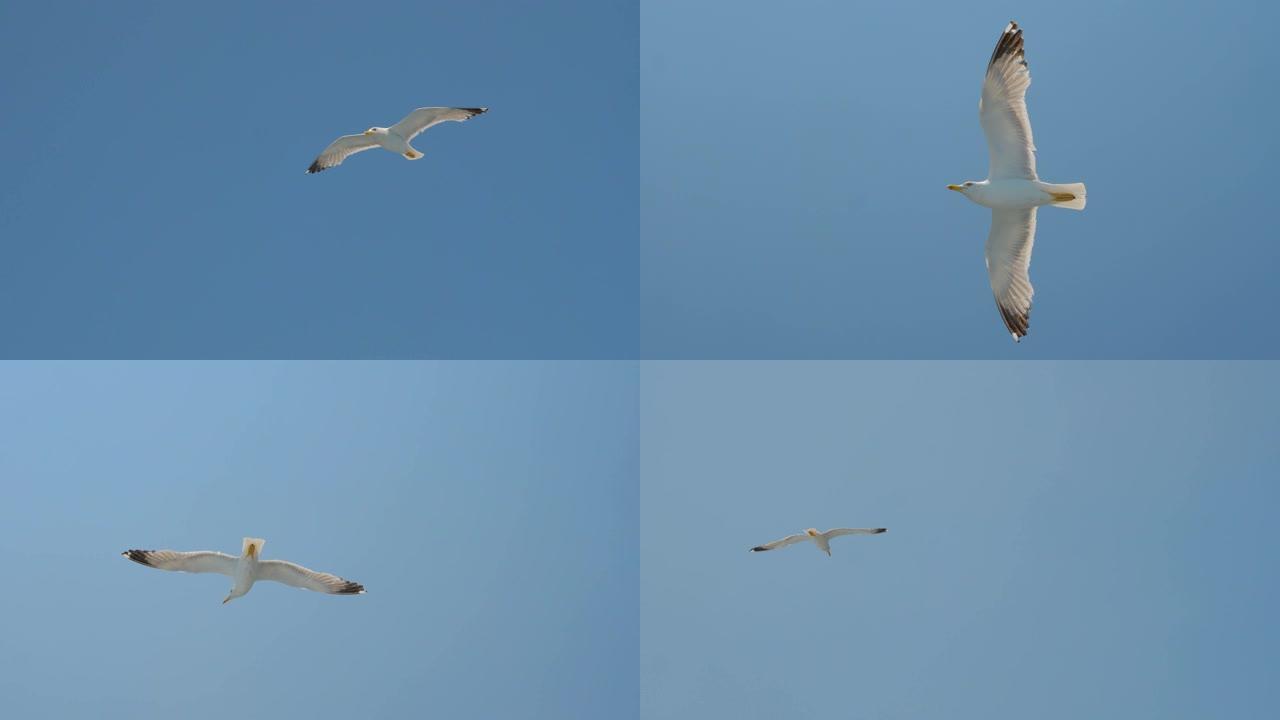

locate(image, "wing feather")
(256, 559), (365, 595)
(822, 528), (887, 539)
(306, 133), (380, 174)
(985, 208), (1038, 342)
(390, 107), (487, 142)
(980, 21), (1037, 180)
(749, 533), (809, 552)
(121, 549), (236, 576)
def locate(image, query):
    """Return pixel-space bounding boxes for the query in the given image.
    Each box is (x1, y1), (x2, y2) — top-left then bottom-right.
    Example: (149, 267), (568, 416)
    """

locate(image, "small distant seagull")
(750, 527), (886, 557)
(306, 106), (487, 174)
(947, 21), (1086, 342)
(122, 537), (365, 604)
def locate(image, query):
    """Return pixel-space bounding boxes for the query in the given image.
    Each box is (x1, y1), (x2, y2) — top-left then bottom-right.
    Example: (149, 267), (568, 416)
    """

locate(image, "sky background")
(0, 362), (638, 719)
(0, 1), (637, 358)
(641, 362), (1280, 718)
(642, 0), (1280, 357)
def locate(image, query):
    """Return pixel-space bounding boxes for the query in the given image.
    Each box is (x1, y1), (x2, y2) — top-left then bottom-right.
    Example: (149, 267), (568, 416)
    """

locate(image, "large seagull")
(947, 21), (1086, 342)
(306, 106), (487, 174)
(750, 527), (886, 556)
(122, 537), (366, 604)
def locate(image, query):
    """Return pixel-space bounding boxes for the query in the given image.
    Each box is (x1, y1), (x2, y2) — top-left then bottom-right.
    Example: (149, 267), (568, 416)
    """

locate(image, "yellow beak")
(946, 184), (963, 192)
(363, 130), (373, 136)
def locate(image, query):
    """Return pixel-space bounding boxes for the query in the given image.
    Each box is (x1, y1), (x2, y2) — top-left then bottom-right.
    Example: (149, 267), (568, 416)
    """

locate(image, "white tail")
(1041, 181), (1087, 211)
(242, 537), (266, 557)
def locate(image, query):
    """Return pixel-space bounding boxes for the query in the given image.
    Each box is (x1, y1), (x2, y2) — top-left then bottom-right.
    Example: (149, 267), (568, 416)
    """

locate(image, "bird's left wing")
(980, 21), (1037, 180)
(390, 107), (487, 142)
(823, 528), (887, 539)
(985, 208), (1037, 342)
(121, 549), (237, 575)
(256, 559), (365, 595)
(306, 133), (380, 174)
(750, 533), (808, 552)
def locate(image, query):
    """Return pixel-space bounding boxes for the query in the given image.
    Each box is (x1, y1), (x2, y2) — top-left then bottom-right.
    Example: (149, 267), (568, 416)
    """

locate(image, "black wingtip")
(335, 581), (366, 595)
(873, 528), (887, 534)
(123, 549), (155, 567)
(306, 161), (325, 174)
(749, 546), (768, 552)
(462, 107), (487, 116)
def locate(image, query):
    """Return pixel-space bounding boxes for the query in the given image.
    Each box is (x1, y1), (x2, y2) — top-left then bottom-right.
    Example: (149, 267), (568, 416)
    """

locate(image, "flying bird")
(306, 106), (487, 174)
(750, 527), (886, 556)
(122, 537), (365, 604)
(947, 21), (1086, 342)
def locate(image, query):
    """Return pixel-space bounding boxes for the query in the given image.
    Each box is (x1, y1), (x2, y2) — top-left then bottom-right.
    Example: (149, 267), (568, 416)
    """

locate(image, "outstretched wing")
(390, 107), (487, 142)
(750, 533), (808, 552)
(822, 528), (887, 539)
(985, 208), (1038, 342)
(980, 21), (1037, 180)
(256, 559), (365, 595)
(306, 133), (380, 174)
(122, 549), (237, 576)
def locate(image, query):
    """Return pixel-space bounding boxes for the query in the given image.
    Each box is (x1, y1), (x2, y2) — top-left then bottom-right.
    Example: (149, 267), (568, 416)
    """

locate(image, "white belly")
(974, 179), (1051, 210)
(379, 132), (410, 154)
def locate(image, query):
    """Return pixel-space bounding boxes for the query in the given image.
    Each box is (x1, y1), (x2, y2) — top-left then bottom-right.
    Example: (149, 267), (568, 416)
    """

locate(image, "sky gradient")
(0, 1), (637, 358)
(0, 362), (638, 719)
(641, 362), (1280, 718)
(642, 0), (1280, 357)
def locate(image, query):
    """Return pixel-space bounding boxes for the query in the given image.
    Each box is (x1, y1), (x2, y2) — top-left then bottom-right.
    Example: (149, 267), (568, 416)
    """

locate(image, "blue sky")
(641, 362), (1280, 718)
(0, 1), (637, 358)
(642, 0), (1280, 357)
(0, 362), (637, 719)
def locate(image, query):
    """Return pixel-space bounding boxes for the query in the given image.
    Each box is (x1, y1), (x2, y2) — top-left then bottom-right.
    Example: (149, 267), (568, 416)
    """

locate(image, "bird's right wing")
(980, 21), (1037, 180)
(750, 534), (808, 552)
(985, 208), (1038, 342)
(256, 559), (365, 595)
(306, 133), (380, 174)
(121, 549), (236, 576)
(823, 528), (887, 539)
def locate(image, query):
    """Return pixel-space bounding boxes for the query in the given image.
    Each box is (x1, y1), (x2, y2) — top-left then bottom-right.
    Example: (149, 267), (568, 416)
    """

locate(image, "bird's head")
(364, 127), (383, 136)
(805, 528), (820, 537)
(947, 181), (979, 195)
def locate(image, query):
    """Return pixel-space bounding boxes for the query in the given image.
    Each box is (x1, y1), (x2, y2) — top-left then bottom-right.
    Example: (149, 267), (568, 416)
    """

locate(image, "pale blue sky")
(642, 0), (1280, 357)
(0, 362), (637, 719)
(641, 362), (1280, 718)
(0, 1), (637, 357)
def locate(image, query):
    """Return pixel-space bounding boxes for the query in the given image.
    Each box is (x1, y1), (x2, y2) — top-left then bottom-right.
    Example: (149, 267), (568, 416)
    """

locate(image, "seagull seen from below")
(122, 537), (365, 604)
(947, 21), (1086, 342)
(750, 527), (886, 556)
(306, 106), (487, 174)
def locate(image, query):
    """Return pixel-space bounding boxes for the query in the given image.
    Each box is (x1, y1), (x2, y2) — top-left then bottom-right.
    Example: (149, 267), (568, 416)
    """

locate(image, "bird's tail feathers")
(1042, 181), (1087, 210)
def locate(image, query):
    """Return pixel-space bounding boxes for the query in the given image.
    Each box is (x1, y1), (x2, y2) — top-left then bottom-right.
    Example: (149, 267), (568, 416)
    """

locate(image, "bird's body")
(306, 106), (487, 174)
(122, 537), (365, 604)
(947, 21), (1086, 342)
(750, 527), (886, 556)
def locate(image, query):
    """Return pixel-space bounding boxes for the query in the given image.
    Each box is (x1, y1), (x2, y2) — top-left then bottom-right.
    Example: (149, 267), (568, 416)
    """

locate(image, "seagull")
(306, 106), (487, 174)
(947, 21), (1086, 342)
(749, 527), (886, 556)
(121, 537), (365, 604)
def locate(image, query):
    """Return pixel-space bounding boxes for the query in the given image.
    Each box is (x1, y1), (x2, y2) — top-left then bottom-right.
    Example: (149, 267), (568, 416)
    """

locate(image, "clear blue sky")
(0, 1), (637, 358)
(0, 362), (637, 719)
(642, 0), (1280, 357)
(641, 362), (1280, 718)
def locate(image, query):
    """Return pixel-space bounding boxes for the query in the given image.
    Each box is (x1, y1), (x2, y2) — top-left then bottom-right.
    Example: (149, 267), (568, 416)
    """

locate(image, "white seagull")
(947, 21), (1086, 342)
(122, 537), (365, 604)
(750, 527), (886, 556)
(306, 106), (487, 174)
